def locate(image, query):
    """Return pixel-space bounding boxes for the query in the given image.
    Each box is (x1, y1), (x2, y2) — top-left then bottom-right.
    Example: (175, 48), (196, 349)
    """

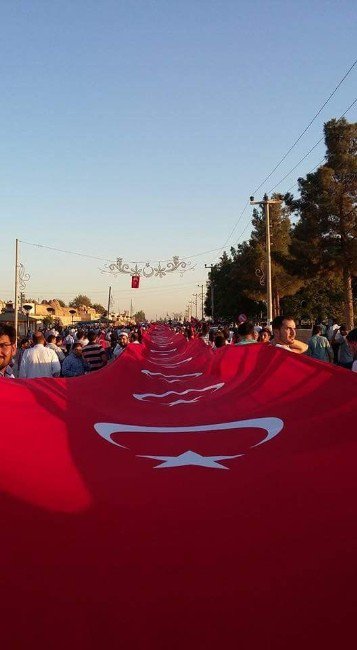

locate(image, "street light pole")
(14, 239), (19, 341)
(249, 194), (282, 325)
(192, 293), (198, 319)
(197, 284), (204, 320)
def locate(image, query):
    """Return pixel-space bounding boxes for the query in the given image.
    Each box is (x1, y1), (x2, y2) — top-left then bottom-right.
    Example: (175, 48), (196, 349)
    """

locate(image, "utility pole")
(192, 293), (198, 319)
(107, 286), (112, 319)
(197, 284), (204, 320)
(14, 239), (19, 341)
(249, 194), (283, 325)
(204, 264), (215, 322)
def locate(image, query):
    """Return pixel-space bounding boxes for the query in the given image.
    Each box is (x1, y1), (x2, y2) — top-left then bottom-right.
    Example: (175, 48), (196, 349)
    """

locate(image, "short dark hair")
(72, 342), (83, 350)
(33, 331), (45, 345)
(237, 321), (254, 337)
(87, 331), (97, 343)
(312, 325), (322, 336)
(346, 328), (357, 343)
(0, 324), (16, 344)
(47, 334), (56, 343)
(272, 315), (294, 330)
(214, 334), (225, 348)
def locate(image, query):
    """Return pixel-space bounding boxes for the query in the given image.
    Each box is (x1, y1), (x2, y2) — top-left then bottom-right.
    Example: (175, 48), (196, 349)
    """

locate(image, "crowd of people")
(1, 316), (357, 380)
(0, 323), (144, 379)
(178, 316), (357, 371)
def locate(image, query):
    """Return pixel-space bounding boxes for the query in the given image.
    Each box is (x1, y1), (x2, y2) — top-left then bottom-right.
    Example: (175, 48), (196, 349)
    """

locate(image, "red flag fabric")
(0, 326), (357, 648)
(131, 274), (140, 288)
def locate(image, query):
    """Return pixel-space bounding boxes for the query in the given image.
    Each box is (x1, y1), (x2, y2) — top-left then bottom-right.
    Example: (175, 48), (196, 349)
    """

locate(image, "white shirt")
(352, 360), (357, 373)
(19, 344), (61, 378)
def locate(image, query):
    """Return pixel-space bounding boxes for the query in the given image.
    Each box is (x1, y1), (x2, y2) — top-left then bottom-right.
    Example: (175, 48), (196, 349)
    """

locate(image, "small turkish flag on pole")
(131, 275), (140, 289)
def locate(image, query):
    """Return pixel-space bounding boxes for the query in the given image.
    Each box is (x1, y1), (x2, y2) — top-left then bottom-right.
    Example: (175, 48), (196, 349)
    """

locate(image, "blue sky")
(1, 0), (356, 318)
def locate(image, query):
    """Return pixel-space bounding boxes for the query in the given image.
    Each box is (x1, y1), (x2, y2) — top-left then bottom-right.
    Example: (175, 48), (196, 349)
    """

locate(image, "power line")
(19, 239), (222, 264)
(213, 95), (357, 260)
(252, 58), (357, 194)
(20, 241), (114, 263)
(268, 96), (357, 193)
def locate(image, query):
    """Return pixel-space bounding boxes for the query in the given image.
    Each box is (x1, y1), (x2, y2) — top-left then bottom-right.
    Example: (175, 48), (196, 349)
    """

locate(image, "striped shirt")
(82, 343), (107, 372)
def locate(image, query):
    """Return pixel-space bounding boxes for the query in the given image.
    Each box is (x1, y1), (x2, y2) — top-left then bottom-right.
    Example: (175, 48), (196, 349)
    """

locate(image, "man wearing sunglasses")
(0, 324), (17, 379)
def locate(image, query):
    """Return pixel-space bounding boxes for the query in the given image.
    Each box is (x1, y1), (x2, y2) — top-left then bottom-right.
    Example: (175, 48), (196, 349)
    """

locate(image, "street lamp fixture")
(69, 309), (76, 325)
(22, 304), (32, 335)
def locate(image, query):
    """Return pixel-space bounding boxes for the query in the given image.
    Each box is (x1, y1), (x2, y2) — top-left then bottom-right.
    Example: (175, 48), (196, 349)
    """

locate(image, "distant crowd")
(0, 323), (145, 379)
(0, 316), (357, 379)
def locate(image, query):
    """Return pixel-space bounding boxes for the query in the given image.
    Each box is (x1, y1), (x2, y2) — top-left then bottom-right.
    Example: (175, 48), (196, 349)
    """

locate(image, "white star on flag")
(138, 450), (243, 469)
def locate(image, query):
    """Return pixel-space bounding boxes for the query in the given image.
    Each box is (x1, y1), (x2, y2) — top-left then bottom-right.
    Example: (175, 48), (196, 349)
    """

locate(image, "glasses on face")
(0, 342), (13, 350)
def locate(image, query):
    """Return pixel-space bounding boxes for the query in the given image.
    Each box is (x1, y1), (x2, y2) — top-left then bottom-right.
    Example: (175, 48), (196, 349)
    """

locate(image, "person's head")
(272, 315), (296, 346)
(130, 332), (139, 343)
(201, 323), (209, 336)
(0, 324), (16, 373)
(346, 328), (357, 357)
(33, 331), (45, 346)
(76, 330), (85, 340)
(72, 342), (83, 357)
(237, 321), (255, 339)
(118, 332), (129, 348)
(258, 327), (272, 343)
(339, 324), (348, 337)
(87, 331), (97, 344)
(312, 325), (322, 336)
(19, 337), (30, 350)
(47, 334), (56, 344)
(214, 333), (225, 348)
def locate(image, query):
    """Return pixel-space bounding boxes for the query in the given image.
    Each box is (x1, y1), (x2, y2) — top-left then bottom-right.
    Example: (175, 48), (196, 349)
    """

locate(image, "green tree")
(133, 310), (146, 322)
(69, 294), (92, 309)
(42, 315), (54, 328)
(92, 303), (106, 315)
(238, 198), (302, 317)
(289, 118), (357, 328)
(280, 275), (347, 324)
(205, 251), (264, 322)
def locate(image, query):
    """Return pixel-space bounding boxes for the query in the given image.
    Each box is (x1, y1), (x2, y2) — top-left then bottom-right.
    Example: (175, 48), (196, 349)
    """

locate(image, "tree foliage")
(288, 118), (357, 327)
(133, 310), (146, 322)
(205, 117), (356, 326)
(69, 295), (92, 309)
(92, 303), (106, 315)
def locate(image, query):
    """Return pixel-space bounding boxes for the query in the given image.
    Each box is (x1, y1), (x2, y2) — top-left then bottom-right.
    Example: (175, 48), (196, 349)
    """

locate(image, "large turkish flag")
(0, 326), (356, 648)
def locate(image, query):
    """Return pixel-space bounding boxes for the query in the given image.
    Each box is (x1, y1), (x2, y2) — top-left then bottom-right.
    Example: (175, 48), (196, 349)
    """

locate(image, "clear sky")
(1, 0), (356, 319)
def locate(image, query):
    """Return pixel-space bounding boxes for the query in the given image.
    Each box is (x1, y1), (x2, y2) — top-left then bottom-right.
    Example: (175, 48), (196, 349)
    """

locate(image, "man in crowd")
(113, 331), (129, 358)
(46, 334), (66, 363)
(75, 329), (89, 347)
(82, 331), (108, 371)
(19, 331), (61, 378)
(235, 321), (258, 345)
(346, 329), (357, 373)
(0, 324), (16, 378)
(271, 316), (308, 354)
(62, 343), (89, 377)
(306, 325), (333, 362)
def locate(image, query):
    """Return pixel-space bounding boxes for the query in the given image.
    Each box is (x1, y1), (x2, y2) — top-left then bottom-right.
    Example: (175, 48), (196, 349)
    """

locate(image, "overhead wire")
(19, 66), (357, 275)
(19, 239), (222, 265)
(208, 94), (357, 266)
(268, 96), (357, 194)
(251, 57), (357, 195)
